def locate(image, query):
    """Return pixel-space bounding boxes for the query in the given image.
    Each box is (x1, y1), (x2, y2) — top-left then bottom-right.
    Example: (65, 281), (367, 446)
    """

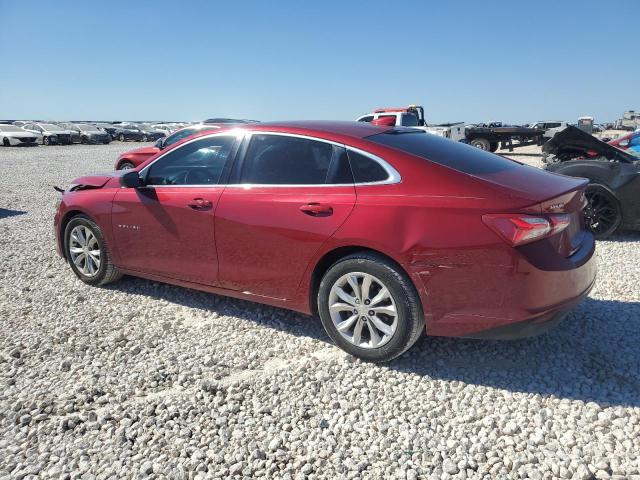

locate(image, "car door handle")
(187, 198), (213, 210)
(299, 203), (333, 216)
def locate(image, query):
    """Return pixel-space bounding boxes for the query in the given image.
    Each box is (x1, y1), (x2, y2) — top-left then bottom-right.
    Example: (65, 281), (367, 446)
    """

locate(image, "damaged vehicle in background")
(0, 124), (40, 146)
(22, 122), (73, 145)
(543, 126), (640, 239)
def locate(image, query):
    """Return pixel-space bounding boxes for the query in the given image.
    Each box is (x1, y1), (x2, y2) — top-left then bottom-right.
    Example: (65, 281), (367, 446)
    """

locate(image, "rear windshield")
(367, 131), (519, 175)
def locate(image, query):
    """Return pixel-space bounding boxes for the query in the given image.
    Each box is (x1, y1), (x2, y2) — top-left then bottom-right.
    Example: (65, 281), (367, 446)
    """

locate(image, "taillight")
(482, 214), (571, 246)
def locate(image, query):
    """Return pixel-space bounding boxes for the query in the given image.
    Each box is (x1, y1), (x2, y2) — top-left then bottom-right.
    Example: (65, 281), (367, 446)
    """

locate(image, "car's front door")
(215, 133), (356, 300)
(111, 134), (240, 285)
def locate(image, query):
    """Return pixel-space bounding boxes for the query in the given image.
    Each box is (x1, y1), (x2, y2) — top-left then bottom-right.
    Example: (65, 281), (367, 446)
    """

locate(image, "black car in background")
(61, 123), (111, 144)
(111, 124), (145, 142)
(128, 123), (166, 141)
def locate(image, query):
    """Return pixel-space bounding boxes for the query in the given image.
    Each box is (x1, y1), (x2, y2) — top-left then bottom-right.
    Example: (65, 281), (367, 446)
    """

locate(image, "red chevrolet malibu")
(54, 121), (596, 361)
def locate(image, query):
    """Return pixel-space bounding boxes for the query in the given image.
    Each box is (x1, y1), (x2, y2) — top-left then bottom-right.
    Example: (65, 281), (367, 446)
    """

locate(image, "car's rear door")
(111, 134), (240, 285)
(215, 132), (356, 300)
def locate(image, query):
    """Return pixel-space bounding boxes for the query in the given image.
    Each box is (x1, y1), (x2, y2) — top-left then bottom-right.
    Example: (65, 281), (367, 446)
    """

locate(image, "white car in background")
(0, 124), (41, 146)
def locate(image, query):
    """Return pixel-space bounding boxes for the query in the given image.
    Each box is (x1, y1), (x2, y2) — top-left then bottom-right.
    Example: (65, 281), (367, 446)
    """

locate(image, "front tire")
(317, 252), (424, 362)
(118, 161), (135, 170)
(64, 215), (122, 286)
(141, 135), (148, 142)
(43, 136), (51, 145)
(584, 184), (622, 239)
(118, 133), (125, 142)
(2, 137), (10, 147)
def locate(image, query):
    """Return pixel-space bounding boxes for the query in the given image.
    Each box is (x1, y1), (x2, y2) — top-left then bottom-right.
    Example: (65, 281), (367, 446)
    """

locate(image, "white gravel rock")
(0, 144), (639, 478)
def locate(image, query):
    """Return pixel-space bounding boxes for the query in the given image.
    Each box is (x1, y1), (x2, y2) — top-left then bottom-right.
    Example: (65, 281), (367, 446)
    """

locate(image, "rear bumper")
(412, 232), (597, 338)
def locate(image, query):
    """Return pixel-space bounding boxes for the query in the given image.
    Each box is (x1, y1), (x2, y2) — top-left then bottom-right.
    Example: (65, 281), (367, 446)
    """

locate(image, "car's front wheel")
(317, 252), (424, 362)
(118, 161), (135, 170)
(118, 133), (125, 142)
(2, 137), (10, 147)
(64, 215), (122, 286)
(43, 136), (51, 145)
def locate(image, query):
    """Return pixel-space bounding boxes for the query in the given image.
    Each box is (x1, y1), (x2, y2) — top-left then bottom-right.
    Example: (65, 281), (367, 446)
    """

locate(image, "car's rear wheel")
(2, 137), (9, 147)
(43, 136), (51, 145)
(64, 215), (122, 286)
(489, 142), (499, 152)
(118, 161), (135, 170)
(118, 133), (125, 142)
(317, 252), (423, 362)
(470, 137), (490, 150)
(584, 184), (622, 239)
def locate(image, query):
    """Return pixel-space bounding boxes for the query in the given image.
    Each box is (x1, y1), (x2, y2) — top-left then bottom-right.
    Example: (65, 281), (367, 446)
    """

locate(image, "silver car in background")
(21, 122), (74, 145)
(0, 124), (40, 146)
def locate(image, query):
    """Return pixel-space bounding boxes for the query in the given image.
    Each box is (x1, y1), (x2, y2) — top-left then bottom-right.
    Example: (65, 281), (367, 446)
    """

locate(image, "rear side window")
(368, 131), (518, 175)
(400, 114), (419, 127)
(240, 134), (352, 185)
(347, 150), (389, 183)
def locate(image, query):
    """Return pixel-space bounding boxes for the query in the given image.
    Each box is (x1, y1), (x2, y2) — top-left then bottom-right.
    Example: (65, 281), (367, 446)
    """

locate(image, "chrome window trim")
(134, 129), (401, 189)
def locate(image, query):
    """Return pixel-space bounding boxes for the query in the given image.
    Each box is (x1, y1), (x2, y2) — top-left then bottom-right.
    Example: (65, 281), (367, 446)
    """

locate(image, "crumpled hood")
(69, 172), (124, 189)
(543, 125), (636, 163)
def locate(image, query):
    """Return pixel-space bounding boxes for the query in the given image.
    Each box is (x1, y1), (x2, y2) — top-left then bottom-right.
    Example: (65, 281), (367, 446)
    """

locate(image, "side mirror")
(120, 171), (144, 188)
(155, 138), (164, 150)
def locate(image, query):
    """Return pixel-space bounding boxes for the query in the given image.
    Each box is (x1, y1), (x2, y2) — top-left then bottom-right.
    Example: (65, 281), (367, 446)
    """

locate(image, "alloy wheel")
(328, 272), (398, 349)
(68, 225), (101, 277)
(584, 187), (619, 237)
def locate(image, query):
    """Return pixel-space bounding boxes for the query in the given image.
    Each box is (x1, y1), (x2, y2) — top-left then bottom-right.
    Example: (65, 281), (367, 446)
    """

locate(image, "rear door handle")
(187, 198), (213, 210)
(299, 203), (333, 216)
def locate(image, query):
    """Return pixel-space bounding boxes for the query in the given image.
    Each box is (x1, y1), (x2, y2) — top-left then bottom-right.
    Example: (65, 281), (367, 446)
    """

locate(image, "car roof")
(228, 120), (393, 141)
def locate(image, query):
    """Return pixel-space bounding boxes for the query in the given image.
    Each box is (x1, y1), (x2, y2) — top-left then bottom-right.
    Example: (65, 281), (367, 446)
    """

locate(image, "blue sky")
(0, 0), (637, 123)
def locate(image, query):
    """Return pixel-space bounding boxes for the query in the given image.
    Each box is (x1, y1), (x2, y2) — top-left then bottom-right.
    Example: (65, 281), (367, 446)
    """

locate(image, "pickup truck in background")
(356, 105), (466, 142)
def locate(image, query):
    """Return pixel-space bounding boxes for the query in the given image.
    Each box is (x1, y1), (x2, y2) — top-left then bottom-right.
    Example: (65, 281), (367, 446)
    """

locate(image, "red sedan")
(54, 121), (596, 361)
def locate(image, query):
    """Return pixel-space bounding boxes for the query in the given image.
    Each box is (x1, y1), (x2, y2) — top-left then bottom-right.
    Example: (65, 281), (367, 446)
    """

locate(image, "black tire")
(64, 215), (122, 286)
(118, 133), (125, 142)
(584, 184), (622, 239)
(317, 252), (424, 362)
(81, 136), (88, 144)
(118, 161), (135, 170)
(489, 142), (499, 152)
(43, 136), (51, 145)
(141, 135), (148, 142)
(2, 137), (9, 147)
(470, 137), (491, 150)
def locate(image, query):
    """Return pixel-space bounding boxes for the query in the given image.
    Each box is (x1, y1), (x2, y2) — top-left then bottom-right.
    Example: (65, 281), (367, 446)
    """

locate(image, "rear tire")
(64, 215), (122, 286)
(2, 137), (9, 147)
(43, 136), (51, 145)
(317, 252), (424, 362)
(118, 133), (125, 142)
(584, 184), (622, 239)
(489, 142), (499, 152)
(470, 137), (491, 150)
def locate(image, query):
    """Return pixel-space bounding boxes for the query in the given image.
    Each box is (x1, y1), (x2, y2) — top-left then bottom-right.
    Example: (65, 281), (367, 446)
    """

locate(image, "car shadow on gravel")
(107, 277), (331, 343)
(0, 208), (27, 219)
(390, 298), (640, 407)
(108, 278), (639, 406)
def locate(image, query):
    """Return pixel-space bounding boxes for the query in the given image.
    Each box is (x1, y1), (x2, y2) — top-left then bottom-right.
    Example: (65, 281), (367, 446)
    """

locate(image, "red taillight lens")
(482, 213), (570, 247)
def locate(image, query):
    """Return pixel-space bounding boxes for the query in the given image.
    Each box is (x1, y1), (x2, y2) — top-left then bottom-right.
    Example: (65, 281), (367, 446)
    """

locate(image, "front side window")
(146, 136), (236, 186)
(358, 116), (374, 123)
(240, 134), (352, 185)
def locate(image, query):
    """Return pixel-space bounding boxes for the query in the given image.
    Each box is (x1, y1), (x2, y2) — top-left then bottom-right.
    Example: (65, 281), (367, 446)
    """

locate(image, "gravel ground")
(1, 143), (639, 479)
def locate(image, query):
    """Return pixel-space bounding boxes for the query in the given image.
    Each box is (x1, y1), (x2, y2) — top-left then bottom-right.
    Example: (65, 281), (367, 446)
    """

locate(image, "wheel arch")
(58, 209), (95, 259)
(307, 245), (417, 317)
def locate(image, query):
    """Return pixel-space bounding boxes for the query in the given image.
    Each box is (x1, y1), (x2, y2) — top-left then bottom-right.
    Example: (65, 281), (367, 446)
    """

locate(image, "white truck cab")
(356, 106), (465, 142)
